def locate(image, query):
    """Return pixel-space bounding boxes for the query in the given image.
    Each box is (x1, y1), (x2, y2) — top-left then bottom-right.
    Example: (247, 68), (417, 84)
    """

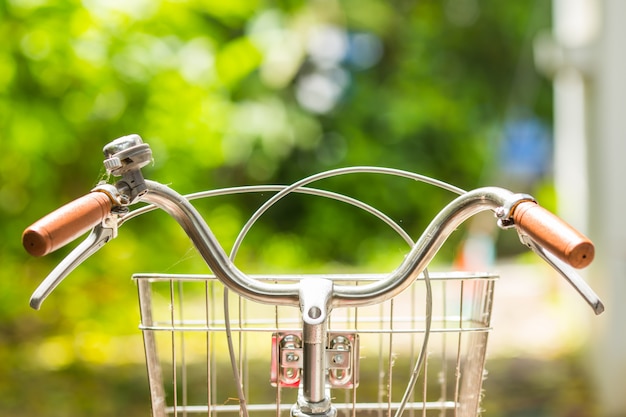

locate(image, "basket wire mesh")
(135, 271), (496, 417)
(132, 168), (493, 417)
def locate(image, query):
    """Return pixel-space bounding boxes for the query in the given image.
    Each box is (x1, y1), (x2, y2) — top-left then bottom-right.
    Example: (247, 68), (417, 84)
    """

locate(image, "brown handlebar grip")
(512, 201), (594, 269)
(22, 192), (113, 257)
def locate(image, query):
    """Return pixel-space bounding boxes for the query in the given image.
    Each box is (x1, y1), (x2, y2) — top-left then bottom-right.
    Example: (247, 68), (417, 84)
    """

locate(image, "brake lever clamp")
(495, 193), (536, 229)
(103, 134), (153, 204)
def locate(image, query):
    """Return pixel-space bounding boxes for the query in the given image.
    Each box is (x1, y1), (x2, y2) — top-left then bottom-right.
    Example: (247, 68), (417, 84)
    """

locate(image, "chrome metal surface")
(29, 223), (116, 310)
(496, 193), (536, 228)
(140, 180), (301, 307)
(328, 334), (358, 388)
(103, 134), (145, 157)
(140, 180), (516, 309)
(103, 134), (152, 175)
(277, 333), (303, 386)
(137, 279), (167, 417)
(524, 236), (605, 314)
(331, 187), (516, 307)
(162, 401), (459, 414)
(299, 278), (332, 406)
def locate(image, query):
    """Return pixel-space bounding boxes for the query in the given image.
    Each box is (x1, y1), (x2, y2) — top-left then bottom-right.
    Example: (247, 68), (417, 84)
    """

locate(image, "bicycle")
(23, 134), (604, 417)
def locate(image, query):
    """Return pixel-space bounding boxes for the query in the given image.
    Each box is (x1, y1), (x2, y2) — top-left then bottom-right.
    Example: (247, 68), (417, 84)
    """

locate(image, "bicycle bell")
(102, 134), (153, 203)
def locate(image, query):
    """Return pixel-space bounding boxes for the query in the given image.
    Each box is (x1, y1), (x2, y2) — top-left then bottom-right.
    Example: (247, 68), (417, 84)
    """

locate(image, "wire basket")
(135, 271), (496, 417)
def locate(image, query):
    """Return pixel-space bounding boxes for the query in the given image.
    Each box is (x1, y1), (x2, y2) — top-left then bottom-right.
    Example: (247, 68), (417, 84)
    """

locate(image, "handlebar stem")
(299, 278), (333, 408)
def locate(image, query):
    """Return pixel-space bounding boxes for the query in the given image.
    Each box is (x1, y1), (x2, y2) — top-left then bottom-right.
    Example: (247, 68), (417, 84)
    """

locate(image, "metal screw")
(333, 354), (345, 365)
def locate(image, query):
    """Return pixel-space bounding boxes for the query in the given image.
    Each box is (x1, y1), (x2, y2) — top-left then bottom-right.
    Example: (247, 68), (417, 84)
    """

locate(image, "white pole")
(552, 0), (596, 233)
(586, 0), (626, 415)
(552, 0), (626, 415)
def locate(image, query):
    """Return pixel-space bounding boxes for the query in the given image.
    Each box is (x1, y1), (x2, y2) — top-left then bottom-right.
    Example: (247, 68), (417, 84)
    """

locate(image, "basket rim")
(131, 271), (499, 283)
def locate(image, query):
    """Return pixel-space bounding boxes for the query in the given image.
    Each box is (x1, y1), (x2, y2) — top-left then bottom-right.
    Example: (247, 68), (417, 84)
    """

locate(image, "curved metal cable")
(229, 166), (465, 258)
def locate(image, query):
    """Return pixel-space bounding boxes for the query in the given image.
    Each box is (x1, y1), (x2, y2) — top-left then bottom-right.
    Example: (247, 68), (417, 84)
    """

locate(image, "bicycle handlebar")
(22, 191), (113, 257)
(25, 179), (599, 308)
(20, 136), (602, 313)
(22, 187), (594, 270)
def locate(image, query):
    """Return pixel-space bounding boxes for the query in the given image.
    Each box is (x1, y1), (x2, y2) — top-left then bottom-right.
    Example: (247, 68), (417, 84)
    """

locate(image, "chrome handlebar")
(141, 180), (515, 308)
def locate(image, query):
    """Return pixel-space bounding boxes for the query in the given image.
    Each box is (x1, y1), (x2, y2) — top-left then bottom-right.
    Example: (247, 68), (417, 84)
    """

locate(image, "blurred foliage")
(0, 0), (559, 415)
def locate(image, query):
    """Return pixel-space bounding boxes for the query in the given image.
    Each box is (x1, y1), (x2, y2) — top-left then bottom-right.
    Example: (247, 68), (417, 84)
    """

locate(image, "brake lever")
(29, 221), (118, 310)
(520, 234), (605, 315)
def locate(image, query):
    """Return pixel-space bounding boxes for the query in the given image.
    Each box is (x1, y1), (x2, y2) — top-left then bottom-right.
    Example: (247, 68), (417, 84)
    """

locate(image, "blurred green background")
(1, 0), (596, 416)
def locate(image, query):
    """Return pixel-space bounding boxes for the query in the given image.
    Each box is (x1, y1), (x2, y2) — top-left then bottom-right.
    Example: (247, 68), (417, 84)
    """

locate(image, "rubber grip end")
(513, 201), (595, 269)
(22, 227), (52, 257)
(565, 240), (595, 269)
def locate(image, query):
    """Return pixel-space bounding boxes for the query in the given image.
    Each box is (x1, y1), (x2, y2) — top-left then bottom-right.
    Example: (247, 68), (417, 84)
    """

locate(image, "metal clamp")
(271, 331), (359, 389)
(495, 193), (536, 229)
